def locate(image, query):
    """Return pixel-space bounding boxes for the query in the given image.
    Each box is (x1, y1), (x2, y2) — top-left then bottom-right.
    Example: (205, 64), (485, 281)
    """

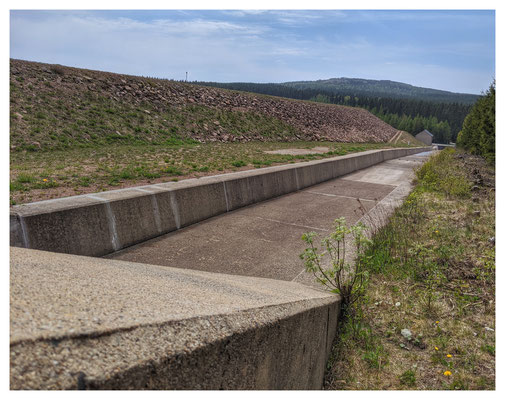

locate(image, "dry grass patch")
(324, 149), (495, 390)
(10, 141), (406, 205)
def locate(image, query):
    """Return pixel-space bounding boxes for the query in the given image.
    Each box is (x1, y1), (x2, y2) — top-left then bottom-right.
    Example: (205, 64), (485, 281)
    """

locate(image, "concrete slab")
(108, 153), (432, 282)
(342, 155), (425, 186)
(303, 178), (396, 201)
(10, 247), (339, 389)
(237, 191), (376, 231)
(108, 213), (312, 281)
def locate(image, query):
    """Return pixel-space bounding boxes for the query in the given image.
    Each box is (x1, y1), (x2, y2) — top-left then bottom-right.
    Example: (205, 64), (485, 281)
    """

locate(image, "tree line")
(457, 81), (495, 162)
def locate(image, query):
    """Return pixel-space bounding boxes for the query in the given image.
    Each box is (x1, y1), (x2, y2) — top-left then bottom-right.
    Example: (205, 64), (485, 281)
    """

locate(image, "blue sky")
(10, 9), (495, 94)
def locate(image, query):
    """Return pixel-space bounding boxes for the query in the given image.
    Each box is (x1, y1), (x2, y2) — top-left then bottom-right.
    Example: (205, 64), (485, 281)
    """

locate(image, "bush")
(457, 81), (495, 163)
(300, 217), (371, 309)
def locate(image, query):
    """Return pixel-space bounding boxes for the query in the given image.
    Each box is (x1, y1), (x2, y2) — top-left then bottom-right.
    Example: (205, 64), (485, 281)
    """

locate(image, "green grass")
(11, 83), (303, 152)
(10, 141), (408, 204)
(324, 149), (495, 390)
(399, 370), (417, 387)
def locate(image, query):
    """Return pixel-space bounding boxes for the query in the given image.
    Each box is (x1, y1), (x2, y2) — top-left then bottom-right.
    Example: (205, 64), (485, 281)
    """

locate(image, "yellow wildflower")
(447, 354), (452, 358)
(435, 346), (439, 351)
(435, 230), (439, 233)
(444, 371), (452, 376)
(435, 321), (440, 324)
(42, 178), (48, 182)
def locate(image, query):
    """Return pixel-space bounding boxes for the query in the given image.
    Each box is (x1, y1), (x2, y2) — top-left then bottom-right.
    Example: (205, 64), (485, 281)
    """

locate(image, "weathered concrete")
(109, 153), (431, 287)
(10, 247), (340, 390)
(9, 149), (433, 390)
(10, 147), (430, 257)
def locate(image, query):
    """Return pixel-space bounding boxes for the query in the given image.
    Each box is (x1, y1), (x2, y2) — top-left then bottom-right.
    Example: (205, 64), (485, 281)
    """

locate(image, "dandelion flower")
(447, 354), (452, 358)
(435, 230), (439, 233)
(435, 321), (440, 324)
(435, 346), (439, 351)
(444, 371), (452, 376)
(42, 178), (48, 182)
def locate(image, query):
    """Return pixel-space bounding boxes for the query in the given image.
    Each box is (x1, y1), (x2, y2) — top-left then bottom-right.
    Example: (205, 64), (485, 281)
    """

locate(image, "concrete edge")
(10, 298), (340, 390)
(10, 247), (340, 389)
(10, 147), (431, 256)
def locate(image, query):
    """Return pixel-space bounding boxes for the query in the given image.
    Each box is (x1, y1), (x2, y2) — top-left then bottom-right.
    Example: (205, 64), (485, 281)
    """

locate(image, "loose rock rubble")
(10, 59), (400, 145)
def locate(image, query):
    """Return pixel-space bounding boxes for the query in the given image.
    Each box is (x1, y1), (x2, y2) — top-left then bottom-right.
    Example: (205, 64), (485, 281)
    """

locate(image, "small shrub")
(300, 217), (371, 309)
(50, 65), (65, 75)
(16, 173), (36, 183)
(10, 181), (26, 192)
(140, 170), (161, 179)
(363, 344), (387, 369)
(232, 160), (247, 167)
(165, 166), (183, 175)
(399, 369), (416, 387)
(119, 169), (136, 180)
(78, 176), (91, 187)
(481, 344), (495, 356)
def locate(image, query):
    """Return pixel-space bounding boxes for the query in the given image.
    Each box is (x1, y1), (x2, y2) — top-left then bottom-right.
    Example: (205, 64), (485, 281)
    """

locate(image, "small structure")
(415, 129), (433, 146)
(433, 143), (456, 150)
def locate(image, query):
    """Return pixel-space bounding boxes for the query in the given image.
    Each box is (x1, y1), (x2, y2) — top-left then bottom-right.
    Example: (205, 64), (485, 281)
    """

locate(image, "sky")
(10, 9), (495, 94)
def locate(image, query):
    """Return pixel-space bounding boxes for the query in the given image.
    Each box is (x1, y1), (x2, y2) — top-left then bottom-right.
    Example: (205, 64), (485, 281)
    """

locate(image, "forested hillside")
(197, 81), (476, 144)
(282, 77), (479, 104)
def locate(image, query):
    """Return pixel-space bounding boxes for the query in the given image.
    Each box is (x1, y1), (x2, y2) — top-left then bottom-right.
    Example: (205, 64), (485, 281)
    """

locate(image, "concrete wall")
(10, 147), (430, 257)
(10, 247), (340, 390)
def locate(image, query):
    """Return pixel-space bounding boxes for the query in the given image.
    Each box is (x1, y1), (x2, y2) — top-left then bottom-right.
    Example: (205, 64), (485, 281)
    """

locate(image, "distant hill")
(10, 59), (405, 152)
(197, 80), (475, 143)
(281, 78), (479, 104)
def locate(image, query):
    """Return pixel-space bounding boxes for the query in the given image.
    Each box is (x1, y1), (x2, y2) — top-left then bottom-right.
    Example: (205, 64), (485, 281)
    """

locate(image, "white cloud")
(10, 12), (274, 80)
(9, 10), (494, 92)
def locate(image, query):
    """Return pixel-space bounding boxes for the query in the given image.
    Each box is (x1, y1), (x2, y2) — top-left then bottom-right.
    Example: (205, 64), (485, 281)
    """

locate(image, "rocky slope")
(10, 59), (400, 151)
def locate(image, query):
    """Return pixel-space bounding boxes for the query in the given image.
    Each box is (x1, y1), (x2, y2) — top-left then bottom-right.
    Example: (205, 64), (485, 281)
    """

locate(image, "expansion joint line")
(87, 194), (121, 251)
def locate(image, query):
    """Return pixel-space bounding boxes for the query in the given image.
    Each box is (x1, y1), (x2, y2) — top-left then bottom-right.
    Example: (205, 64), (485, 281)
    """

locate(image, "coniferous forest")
(196, 81), (478, 144)
(457, 81), (495, 162)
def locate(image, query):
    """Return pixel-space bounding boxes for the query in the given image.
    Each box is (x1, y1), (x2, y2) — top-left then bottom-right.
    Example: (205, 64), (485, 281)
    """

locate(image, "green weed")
(399, 369), (416, 387)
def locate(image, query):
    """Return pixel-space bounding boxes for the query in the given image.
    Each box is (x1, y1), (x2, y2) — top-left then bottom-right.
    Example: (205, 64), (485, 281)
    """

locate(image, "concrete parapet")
(10, 147), (430, 257)
(10, 247), (340, 390)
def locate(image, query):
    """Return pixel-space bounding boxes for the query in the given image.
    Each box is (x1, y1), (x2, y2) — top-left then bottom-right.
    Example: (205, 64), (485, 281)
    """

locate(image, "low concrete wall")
(10, 147), (430, 257)
(10, 247), (340, 390)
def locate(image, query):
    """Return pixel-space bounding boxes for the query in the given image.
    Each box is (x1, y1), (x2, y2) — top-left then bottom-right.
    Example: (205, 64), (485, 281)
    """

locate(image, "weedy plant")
(300, 217), (372, 311)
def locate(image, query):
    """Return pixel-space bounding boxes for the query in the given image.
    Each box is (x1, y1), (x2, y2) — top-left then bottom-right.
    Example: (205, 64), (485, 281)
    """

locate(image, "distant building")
(415, 129), (433, 146)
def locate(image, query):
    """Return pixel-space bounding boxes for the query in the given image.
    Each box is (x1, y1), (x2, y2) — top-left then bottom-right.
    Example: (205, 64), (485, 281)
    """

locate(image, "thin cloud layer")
(10, 10), (495, 93)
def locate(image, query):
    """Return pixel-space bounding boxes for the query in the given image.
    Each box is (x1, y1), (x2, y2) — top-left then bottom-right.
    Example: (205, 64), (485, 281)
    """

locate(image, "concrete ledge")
(10, 247), (340, 389)
(10, 147), (430, 257)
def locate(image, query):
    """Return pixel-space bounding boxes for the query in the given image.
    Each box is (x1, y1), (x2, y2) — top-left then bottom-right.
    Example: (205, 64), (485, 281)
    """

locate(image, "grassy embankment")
(10, 140), (411, 205)
(10, 68), (422, 205)
(324, 149), (495, 390)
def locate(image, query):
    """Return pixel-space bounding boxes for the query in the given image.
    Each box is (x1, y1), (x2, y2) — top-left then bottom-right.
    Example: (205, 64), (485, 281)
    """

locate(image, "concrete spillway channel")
(10, 147), (432, 389)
